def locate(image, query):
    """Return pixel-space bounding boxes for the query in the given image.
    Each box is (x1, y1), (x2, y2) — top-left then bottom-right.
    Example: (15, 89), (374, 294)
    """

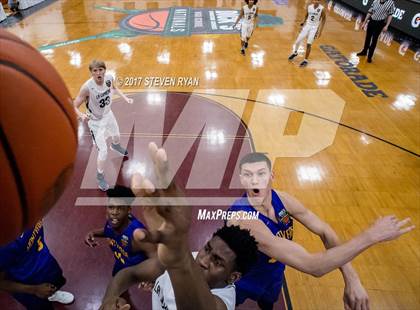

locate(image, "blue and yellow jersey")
(103, 214), (148, 276)
(228, 190), (293, 301)
(0, 220), (62, 285)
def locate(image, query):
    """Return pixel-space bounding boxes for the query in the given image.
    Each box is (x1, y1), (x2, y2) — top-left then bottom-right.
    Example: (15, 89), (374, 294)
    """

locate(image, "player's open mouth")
(110, 219), (119, 225)
(252, 189), (260, 194)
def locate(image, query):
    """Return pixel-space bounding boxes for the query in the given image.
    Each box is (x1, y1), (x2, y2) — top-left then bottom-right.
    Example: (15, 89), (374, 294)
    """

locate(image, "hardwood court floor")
(1, 0), (419, 309)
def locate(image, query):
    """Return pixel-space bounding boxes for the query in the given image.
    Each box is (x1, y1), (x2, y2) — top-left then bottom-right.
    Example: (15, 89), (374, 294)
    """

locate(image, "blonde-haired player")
(73, 60), (133, 191)
(288, 0), (326, 67)
(233, 0), (259, 55)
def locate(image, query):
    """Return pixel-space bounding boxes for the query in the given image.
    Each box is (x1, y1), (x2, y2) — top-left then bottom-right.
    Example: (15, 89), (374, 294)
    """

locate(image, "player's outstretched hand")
(131, 142), (191, 269)
(343, 278), (369, 310)
(84, 231), (99, 247)
(366, 215), (414, 243)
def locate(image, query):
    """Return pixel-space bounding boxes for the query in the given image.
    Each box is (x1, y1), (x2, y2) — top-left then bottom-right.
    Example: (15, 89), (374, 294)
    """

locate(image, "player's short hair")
(106, 185), (135, 206)
(245, 0), (258, 4)
(213, 225), (258, 274)
(89, 60), (106, 71)
(239, 152), (272, 171)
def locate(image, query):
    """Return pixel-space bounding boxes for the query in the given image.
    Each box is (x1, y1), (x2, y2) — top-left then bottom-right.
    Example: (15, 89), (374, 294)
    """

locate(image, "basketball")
(0, 29), (78, 245)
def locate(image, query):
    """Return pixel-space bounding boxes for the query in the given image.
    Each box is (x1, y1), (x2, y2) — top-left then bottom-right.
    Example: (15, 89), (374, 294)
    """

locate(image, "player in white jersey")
(233, 0), (259, 55)
(100, 143), (259, 310)
(73, 60), (133, 191)
(288, 0), (326, 67)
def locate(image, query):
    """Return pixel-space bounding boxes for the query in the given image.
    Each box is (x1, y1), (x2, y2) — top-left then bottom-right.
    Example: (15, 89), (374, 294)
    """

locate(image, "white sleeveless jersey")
(306, 4), (324, 26)
(152, 271), (236, 310)
(243, 4), (257, 24)
(81, 73), (114, 120)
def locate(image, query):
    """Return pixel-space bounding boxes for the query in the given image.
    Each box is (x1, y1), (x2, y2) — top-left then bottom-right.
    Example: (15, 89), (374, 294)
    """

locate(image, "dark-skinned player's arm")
(229, 212), (413, 278)
(233, 8), (244, 28)
(278, 191), (369, 310)
(0, 271), (57, 299)
(317, 9), (326, 38)
(254, 8), (259, 27)
(101, 257), (163, 308)
(0, 234), (56, 298)
(138, 143), (229, 310)
(84, 228), (105, 248)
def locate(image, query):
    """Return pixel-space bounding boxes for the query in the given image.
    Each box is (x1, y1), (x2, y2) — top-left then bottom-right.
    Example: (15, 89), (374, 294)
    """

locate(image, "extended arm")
(230, 214), (413, 277)
(168, 254), (228, 310)
(102, 257), (163, 304)
(112, 81), (132, 104)
(133, 143), (229, 310)
(280, 192), (369, 309)
(84, 228), (105, 247)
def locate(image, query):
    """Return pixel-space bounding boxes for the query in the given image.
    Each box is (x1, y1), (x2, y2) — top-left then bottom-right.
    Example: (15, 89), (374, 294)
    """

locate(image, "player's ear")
(228, 271), (242, 284)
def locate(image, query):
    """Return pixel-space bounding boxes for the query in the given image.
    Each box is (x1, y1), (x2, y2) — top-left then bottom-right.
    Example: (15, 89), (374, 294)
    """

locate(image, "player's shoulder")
(129, 214), (146, 230)
(81, 78), (93, 92)
(81, 78), (91, 88)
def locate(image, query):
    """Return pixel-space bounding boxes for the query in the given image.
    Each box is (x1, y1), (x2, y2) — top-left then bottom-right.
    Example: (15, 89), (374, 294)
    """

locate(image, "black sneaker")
(96, 172), (109, 191)
(367, 58), (372, 63)
(288, 52), (298, 60)
(244, 42), (248, 49)
(241, 49), (245, 55)
(111, 143), (128, 156)
(299, 60), (308, 67)
(357, 51), (367, 56)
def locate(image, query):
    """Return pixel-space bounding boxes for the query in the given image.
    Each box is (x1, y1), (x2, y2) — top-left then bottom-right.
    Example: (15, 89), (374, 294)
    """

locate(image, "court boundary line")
(185, 91), (420, 158)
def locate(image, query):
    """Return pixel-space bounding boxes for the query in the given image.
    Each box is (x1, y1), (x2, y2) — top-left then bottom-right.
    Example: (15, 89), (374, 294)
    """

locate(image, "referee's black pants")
(361, 19), (385, 59)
